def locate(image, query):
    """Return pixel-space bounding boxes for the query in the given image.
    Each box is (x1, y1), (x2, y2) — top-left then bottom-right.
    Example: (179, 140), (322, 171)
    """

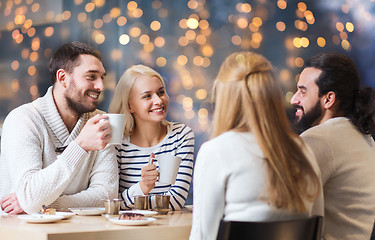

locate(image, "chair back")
(216, 215), (323, 240)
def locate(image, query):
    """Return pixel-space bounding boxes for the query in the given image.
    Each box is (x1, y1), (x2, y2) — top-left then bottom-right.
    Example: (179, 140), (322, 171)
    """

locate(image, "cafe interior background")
(0, 0), (374, 204)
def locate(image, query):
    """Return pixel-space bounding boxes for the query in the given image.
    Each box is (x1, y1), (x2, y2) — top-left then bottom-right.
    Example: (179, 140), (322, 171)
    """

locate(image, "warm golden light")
(154, 37), (165, 47)
(187, 18), (199, 29)
(62, 11), (71, 20)
(193, 56), (204, 66)
(295, 57), (304, 68)
(93, 0), (105, 7)
(21, 48), (30, 59)
(28, 65), (37, 76)
(150, 20), (161, 31)
(177, 55), (188, 65)
(317, 37), (326, 47)
(340, 31), (348, 40)
(110, 7), (121, 18)
(119, 34), (130, 45)
(31, 38), (40, 51)
(27, 27), (35, 37)
(139, 34), (150, 44)
(129, 27), (141, 37)
(30, 85), (39, 97)
(188, 0), (198, 9)
(85, 3), (95, 12)
(182, 97), (193, 110)
(232, 35), (242, 45)
(252, 17), (263, 27)
(298, 2), (307, 12)
(30, 51), (38, 62)
(117, 16), (127, 26)
(202, 45), (213, 57)
(279, 69), (291, 83)
(237, 17), (248, 29)
(11, 60), (19, 71)
(195, 89), (207, 100)
(127, 1), (138, 11)
(336, 22), (344, 32)
(300, 37), (309, 47)
(178, 36), (189, 47)
(198, 108), (208, 119)
(185, 30), (196, 40)
(77, 12), (87, 22)
(144, 42), (154, 52)
(293, 37), (302, 48)
(346, 22), (354, 32)
(199, 19), (209, 30)
(156, 57), (167, 67)
(12, 79), (20, 92)
(341, 39), (350, 50)
(277, 0), (287, 10)
(133, 8), (143, 18)
(24, 19), (32, 29)
(276, 21), (286, 31)
(179, 19), (188, 29)
(103, 14), (112, 23)
(94, 19), (103, 29)
(31, 3), (39, 13)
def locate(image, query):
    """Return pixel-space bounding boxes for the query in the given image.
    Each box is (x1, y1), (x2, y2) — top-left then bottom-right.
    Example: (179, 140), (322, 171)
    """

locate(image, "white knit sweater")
(0, 87), (119, 213)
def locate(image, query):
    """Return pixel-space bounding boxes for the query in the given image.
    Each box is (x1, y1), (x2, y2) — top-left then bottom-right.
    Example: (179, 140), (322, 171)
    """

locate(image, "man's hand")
(139, 153), (158, 195)
(74, 114), (112, 152)
(1, 193), (26, 215)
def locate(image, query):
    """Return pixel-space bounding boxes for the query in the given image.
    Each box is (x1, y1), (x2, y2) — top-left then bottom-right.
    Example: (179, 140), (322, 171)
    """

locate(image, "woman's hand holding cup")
(139, 153), (158, 195)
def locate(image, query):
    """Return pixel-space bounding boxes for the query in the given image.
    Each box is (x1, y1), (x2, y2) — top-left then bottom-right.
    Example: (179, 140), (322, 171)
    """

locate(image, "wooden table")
(0, 208), (192, 240)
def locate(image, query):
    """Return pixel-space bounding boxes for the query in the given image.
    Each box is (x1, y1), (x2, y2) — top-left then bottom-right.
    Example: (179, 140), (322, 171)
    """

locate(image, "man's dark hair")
(49, 41), (101, 84)
(306, 52), (375, 134)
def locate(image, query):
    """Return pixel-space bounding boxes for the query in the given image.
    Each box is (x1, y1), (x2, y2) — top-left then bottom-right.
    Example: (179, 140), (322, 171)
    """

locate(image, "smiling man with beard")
(0, 42), (118, 214)
(290, 52), (375, 240)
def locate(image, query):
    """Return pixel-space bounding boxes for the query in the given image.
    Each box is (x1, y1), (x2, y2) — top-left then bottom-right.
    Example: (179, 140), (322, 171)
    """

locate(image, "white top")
(0, 87), (119, 213)
(117, 122), (195, 210)
(301, 117), (375, 240)
(190, 131), (323, 240)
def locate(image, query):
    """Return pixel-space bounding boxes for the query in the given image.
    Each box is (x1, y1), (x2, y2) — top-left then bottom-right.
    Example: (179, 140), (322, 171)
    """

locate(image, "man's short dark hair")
(49, 41), (101, 84)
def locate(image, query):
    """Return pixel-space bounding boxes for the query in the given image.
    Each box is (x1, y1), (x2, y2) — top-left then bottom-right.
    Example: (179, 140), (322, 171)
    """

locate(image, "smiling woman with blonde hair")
(109, 65), (194, 211)
(190, 52), (323, 240)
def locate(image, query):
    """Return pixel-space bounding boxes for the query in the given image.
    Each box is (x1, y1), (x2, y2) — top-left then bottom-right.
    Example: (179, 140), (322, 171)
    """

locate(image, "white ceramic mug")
(157, 155), (181, 185)
(103, 113), (125, 145)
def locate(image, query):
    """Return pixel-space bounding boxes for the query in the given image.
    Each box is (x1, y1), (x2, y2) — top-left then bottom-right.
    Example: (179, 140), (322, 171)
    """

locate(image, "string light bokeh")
(1, 0), (375, 144)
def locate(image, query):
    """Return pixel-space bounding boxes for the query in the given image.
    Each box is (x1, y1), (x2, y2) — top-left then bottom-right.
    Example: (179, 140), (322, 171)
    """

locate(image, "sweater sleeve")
(301, 131), (335, 185)
(190, 142), (226, 240)
(155, 124), (195, 210)
(1, 108), (88, 213)
(49, 145), (119, 211)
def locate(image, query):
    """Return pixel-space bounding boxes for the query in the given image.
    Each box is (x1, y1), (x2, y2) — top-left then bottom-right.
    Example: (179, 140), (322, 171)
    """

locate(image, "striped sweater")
(116, 122), (195, 211)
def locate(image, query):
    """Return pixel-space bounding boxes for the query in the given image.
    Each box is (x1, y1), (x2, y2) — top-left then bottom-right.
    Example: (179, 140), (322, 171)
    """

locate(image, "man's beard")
(66, 94), (97, 115)
(65, 80), (98, 115)
(293, 100), (322, 134)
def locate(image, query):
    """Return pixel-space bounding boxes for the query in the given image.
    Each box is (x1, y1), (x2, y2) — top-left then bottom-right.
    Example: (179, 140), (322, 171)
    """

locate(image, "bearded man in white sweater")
(290, 52), (375, 240)
(0, 42), (118, 214)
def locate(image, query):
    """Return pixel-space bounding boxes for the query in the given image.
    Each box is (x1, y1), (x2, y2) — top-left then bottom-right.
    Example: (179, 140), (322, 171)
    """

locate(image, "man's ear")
(56, 69), (67, 87)
(322, 91), (336, 109)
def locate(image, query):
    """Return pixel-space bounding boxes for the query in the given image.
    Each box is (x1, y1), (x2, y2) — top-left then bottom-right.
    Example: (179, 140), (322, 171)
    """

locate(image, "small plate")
(68, 207), (105, 216)
(56, 212), (76, 219)
(108, 217), (157, 226)
(18, 214), (64, 223)
(184, 205), (193, 211)
(119, 210), (158, 217)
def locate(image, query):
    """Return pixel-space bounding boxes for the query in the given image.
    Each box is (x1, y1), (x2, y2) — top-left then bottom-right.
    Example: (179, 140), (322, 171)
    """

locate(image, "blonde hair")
(212, 51), (320, 212)
(108, 64), (168, 135)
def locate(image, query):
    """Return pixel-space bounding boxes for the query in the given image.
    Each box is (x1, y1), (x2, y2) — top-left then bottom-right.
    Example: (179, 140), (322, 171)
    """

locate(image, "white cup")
(103, 113), (125, 145)
(157, 155), (181, 185)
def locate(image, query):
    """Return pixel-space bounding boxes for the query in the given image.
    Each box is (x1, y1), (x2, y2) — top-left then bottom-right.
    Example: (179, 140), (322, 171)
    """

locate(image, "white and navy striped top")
(116, 122), (195, 211)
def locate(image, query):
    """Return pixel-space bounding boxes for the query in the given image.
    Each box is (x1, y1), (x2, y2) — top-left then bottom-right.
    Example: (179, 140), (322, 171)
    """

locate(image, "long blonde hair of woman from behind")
(212, 51), (320, 213)
(108, 64), (168, 136)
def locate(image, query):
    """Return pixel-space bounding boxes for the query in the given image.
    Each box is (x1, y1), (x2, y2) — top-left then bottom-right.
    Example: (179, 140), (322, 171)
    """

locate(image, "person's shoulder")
(169, 122), (193, 134)
(4, 102), (38, 122)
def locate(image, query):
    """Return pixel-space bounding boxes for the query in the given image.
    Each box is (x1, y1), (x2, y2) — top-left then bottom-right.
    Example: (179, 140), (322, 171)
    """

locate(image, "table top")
(0, 208), (192, 240)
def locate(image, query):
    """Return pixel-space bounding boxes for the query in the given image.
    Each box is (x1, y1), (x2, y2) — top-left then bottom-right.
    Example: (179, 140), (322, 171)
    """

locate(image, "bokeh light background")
(1, 0), (375, 202)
